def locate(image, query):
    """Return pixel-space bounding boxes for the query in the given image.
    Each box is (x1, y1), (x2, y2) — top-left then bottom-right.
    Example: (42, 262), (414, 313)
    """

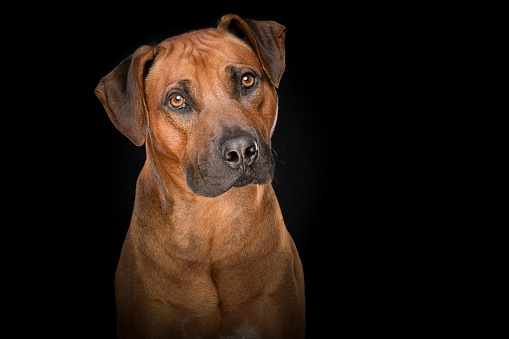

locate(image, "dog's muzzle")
(185, 131), (274, 198)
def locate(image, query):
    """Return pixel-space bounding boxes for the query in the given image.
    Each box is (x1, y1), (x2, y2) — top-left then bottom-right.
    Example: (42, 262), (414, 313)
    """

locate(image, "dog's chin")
(233, 176), (258, 188)
(188, 184), (231, 198)
(186, 173), (271, 198)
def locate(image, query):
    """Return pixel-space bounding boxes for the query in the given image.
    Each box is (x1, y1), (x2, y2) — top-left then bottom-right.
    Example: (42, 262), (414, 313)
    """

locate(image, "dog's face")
(95, 15), (286, 198)
(146, 30), (278, 197)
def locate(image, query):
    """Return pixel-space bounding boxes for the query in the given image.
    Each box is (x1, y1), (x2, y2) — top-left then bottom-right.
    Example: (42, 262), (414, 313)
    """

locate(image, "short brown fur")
(96, 15), (304, 338)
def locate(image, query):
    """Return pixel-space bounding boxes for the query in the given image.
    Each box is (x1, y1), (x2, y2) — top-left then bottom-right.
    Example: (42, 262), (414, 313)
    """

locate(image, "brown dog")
(95, 14), (305, 338)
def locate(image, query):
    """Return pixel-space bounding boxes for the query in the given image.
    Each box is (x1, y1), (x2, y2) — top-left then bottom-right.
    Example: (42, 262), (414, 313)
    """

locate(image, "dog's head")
(95, 15), (286, 197)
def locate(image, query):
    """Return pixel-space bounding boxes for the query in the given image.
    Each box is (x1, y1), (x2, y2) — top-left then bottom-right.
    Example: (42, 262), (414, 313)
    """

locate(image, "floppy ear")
(218, 14), (286, 88)
(95, 45), (158, 146)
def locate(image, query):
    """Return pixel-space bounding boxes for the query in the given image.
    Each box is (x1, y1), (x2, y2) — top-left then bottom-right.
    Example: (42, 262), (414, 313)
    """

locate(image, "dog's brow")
(165, 79), (191, 91)
(225, 64), (262, 80)
(162, 79), (194, 101)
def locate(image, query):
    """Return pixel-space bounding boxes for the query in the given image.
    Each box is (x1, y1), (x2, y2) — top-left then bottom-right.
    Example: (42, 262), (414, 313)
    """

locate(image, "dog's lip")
(185, 166), (261, 197)
(233, 176), (257, 187)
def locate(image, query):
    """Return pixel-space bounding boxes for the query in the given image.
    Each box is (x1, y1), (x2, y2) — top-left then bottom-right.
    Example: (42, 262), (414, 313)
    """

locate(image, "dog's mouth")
(185, 166), (272, 198)
(185, 156), (273, 198)
(232, 175), (259, 188)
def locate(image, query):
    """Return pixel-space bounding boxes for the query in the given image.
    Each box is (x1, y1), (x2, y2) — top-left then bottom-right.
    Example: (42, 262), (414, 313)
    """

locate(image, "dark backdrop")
(26, 4), (431, 338)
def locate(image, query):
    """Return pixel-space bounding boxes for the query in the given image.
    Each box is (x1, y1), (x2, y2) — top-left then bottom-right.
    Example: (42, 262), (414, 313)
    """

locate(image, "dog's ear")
(95, 45), (158, 146)
(218, 14), (286, 88)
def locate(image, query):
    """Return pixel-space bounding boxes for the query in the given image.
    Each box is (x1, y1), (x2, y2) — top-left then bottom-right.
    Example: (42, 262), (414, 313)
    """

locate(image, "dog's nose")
(221, 135), (258, 169)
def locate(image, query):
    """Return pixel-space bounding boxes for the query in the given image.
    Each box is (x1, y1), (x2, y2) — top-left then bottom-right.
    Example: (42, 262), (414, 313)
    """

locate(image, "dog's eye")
(241, 74), (256, 88)
(168, 93), (187, 109)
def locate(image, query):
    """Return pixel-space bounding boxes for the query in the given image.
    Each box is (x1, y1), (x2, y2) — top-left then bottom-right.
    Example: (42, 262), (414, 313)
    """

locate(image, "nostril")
(244, 143), (258, 166)
(245, 146), (257, 159)
(225, 150), (239, 163)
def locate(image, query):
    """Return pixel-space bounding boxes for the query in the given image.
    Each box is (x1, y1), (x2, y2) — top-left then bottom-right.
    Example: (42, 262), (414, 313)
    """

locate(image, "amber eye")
(241, 74), (255, 88)
(169, 93), (186, 109)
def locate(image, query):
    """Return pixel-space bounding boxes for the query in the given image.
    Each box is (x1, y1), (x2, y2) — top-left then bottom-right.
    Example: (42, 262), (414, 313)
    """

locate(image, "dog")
(95, 14), (305, 338)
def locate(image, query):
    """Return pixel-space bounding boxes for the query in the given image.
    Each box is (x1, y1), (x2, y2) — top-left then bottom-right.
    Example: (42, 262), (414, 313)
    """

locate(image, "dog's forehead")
(152, 28), (261, 82)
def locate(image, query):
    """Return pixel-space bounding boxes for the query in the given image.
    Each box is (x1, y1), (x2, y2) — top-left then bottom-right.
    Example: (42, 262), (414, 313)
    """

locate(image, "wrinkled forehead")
(151, 28), (261, 82)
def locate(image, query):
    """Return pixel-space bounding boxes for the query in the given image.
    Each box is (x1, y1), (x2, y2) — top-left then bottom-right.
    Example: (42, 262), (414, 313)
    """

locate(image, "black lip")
(232, 176), (257, 187)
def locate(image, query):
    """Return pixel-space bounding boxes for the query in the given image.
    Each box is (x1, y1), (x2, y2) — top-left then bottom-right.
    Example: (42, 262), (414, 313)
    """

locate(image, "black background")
(18, 3), (438, 338)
